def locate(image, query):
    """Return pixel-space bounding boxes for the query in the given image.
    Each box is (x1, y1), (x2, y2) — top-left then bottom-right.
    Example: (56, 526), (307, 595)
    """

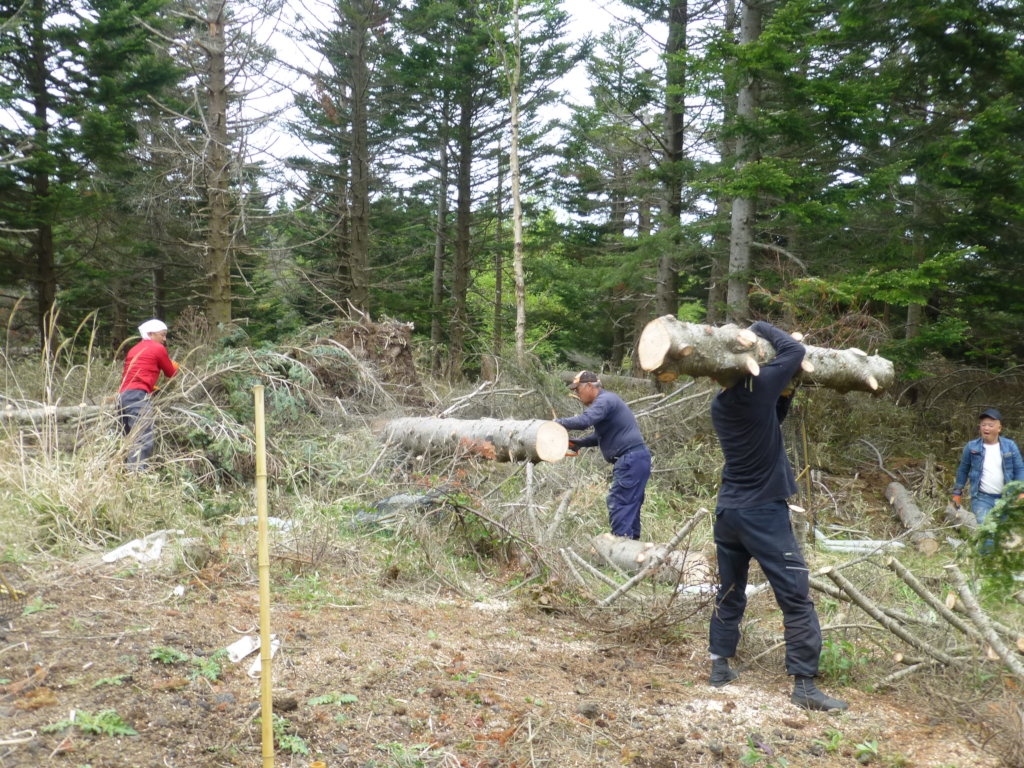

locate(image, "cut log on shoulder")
(588, 532), (712, 585)
(885, 482), (940, 555)
(383, 417), (568, 463)
(943, 502), (977, 533)
(0, 404), (105, 425)
(637, 316), (894, 393)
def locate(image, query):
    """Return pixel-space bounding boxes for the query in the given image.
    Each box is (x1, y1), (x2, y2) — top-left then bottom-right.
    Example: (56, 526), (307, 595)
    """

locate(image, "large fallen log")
(0, 404), (105, 425)
(383, 417), (568, 463)
(885, 482), (940, 555)
(636, 317), (895, 393)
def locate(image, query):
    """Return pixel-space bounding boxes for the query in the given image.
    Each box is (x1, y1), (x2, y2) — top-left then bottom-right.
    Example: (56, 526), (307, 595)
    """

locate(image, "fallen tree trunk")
(0, 404), (106, 425)
(383, 417), (568, 463)
(885, 482), (940, 555)
(636, 317), (894, 393)
(589, 531), (712, 585)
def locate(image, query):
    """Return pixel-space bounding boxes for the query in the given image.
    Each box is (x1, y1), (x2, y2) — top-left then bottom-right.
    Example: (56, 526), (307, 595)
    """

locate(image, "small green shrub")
(42, 709), (137, 737)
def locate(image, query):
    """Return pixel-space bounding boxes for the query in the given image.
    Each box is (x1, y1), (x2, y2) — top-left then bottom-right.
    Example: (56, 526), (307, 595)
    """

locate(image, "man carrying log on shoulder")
(707, 321), (848, 712)
(555, 371), (651, 541)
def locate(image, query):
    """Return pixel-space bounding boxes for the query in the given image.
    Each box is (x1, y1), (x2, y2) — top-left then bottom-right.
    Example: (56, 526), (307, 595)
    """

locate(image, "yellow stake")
(254, 385), (274, 767)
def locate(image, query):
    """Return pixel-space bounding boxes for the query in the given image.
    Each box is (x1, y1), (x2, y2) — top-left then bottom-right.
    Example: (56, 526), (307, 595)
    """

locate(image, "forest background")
(3, 0), (1022, 373)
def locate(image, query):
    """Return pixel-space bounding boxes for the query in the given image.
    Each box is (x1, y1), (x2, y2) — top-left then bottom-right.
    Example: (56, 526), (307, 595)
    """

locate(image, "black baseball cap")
(979, 408), (1002, 421)
(569, 371), (601, 390)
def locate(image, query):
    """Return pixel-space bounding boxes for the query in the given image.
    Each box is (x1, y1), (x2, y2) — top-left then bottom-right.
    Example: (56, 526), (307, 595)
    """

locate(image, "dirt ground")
(0, 556), (1000, 768)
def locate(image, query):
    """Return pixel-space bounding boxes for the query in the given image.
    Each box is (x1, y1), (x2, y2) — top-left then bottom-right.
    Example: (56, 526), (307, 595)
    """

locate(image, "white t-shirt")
(978, 441), (1004, 495)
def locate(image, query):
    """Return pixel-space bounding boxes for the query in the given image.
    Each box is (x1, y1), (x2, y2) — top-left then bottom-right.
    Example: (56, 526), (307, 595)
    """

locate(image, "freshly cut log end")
(657, 371), (678, 382)
(638, 316), (674, 372)
(801, 360), (814, 373)
(745, 357), (759, 377)
(736, 329), (757, 348)
(535, 420), (570, 463)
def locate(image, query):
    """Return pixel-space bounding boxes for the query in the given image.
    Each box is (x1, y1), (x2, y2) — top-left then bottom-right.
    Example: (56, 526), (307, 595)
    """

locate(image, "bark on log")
(637, 316), (895, 393)
(946, 564), (1024, 681)
(383, 417), (568, 463)
(885, 482), (940, 555)
(588, 531), (712, 585)
(0, 404), (105, 424)
(943, 502), (977, 532)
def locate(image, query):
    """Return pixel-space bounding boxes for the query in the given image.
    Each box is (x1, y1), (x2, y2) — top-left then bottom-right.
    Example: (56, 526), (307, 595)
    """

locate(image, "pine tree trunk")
(384, 417), (568, 464)
(725, 0), (762, 323)
(348, 2), (371, 314)
(204, 0), (231, 327)
(431, 129), (450, 376)
(448, 89), (473, 379)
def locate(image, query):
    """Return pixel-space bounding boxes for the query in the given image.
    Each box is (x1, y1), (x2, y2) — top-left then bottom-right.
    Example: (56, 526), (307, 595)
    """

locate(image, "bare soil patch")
(0, 563), (997, 768)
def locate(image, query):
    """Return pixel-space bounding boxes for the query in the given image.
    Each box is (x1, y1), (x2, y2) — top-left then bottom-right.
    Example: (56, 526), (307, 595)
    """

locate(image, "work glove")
(952, 495), (961, 508)
(565, 440), (579, 458)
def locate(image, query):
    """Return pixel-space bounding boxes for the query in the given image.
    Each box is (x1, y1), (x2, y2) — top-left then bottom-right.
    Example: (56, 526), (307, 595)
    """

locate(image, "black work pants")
(708, 500), (821, 677)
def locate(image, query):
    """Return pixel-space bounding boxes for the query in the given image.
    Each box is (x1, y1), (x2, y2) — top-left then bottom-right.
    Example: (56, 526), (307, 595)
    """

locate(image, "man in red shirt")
(118, 319), (178, 469)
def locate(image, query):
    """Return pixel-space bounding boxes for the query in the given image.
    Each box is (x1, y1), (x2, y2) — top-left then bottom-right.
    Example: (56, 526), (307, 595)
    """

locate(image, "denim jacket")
(953, 436), (1024, 500)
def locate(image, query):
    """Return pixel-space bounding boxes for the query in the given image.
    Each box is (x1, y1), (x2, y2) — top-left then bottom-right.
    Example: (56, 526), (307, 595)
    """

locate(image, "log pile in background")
(383, 417), (568, 463)
(637, 316), (895, 393)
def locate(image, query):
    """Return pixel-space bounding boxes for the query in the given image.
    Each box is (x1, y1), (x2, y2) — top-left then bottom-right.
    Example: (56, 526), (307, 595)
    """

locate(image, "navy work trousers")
(607, 447), (651, 540)
(709, 500), (821, 677)
(117, 389), (154, 471)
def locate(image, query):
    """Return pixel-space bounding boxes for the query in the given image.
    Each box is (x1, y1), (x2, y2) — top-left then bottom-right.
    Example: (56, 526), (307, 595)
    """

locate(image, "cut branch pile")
(637, 317), (895, 392)
(383, 416), (568, 463)
(813, 559), (1024, 689)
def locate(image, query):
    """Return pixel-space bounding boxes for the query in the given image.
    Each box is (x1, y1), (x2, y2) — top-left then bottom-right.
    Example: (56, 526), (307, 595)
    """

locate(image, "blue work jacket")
(953, 436), (1024, 501)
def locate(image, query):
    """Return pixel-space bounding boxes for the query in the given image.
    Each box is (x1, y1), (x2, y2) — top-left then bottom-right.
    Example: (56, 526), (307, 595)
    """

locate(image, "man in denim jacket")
(953, 408), (1024, 523)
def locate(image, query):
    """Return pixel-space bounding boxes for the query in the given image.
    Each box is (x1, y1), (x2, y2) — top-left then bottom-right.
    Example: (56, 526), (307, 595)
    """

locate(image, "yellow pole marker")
(254, 385), (274, 767)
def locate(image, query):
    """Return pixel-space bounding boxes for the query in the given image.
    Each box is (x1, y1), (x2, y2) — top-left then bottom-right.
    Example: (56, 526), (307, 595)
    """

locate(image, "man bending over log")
(707, 321), (847, 711)
(555, 371), (651, 540)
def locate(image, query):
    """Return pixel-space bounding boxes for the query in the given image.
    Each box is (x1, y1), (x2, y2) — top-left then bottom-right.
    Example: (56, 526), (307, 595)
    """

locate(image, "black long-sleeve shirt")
(711, 321), (804, 508)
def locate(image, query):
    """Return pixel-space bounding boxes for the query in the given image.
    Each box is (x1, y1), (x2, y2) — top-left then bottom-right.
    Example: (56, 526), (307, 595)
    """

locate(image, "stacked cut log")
(637, 316), (895, 393)
(383, 417), (568, 463)
(885, 482), (940, 555)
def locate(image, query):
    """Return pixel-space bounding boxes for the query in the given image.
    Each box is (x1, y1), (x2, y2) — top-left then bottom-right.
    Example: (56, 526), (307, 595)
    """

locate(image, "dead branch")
(945, 565), (1024, 681)
(885, 558), (983, 644)
(821, 566), (960, 667)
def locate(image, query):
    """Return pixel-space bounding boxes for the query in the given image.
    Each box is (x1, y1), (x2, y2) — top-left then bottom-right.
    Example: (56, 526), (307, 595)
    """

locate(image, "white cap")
(138, 319), (168, 340)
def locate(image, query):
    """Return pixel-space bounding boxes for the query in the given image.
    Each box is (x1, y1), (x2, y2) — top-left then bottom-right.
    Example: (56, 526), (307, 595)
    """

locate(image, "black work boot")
(708, 658), (738, 687)
(791, 676), (848, 711)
